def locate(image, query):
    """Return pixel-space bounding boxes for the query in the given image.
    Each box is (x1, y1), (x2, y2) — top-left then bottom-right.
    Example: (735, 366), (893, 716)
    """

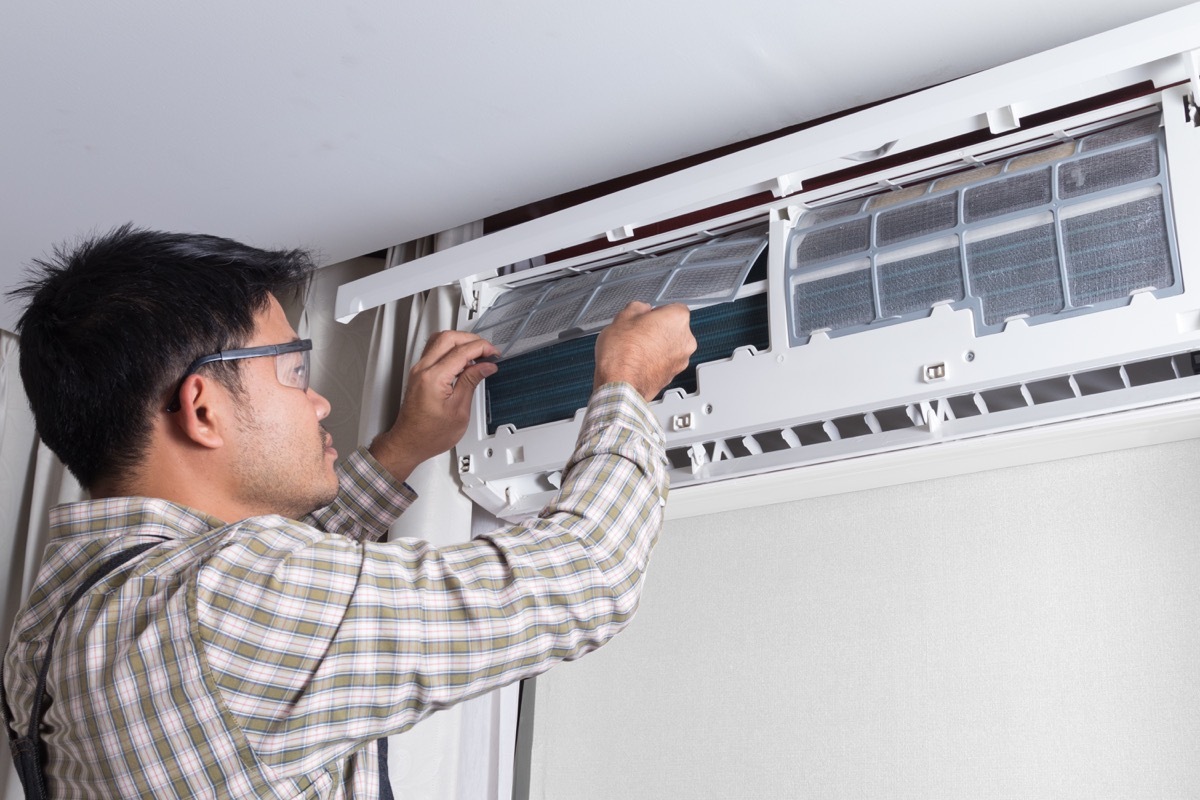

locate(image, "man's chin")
(289, 478), (340, 520)
(311, 480), (340, 514)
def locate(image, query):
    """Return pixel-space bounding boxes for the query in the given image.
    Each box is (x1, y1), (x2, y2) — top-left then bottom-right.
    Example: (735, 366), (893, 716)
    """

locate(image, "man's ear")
(172, 373), (230, 449)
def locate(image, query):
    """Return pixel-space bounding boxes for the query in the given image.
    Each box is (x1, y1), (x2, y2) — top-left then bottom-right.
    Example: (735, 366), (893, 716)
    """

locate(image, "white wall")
(525, 440), (1200, 798)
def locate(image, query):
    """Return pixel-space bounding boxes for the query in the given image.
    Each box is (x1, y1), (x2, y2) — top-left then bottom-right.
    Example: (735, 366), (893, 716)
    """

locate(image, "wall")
(525, 440), (1200, 798)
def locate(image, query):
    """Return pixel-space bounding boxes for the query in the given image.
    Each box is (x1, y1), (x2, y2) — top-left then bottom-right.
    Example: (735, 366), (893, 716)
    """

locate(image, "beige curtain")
(362, 223), (519, 800)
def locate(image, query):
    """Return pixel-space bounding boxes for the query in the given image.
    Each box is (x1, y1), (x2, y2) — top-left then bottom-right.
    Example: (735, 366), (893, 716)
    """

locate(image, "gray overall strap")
(1, 540), (161, 799)
(378, 735), (395, 800)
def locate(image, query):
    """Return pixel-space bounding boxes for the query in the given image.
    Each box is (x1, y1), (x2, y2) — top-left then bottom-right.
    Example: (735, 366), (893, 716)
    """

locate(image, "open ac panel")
(334, 8), (1200, 522)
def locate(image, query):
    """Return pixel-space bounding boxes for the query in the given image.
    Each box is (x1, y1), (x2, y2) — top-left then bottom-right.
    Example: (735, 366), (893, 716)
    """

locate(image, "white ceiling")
(3, 0), (1195, 333)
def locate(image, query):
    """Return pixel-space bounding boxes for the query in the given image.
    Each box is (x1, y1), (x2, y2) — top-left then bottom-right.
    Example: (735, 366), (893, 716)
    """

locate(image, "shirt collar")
(49, 496), (226, 544)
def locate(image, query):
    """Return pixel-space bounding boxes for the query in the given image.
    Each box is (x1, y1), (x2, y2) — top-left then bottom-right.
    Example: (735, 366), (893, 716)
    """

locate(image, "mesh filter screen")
(1063, 193), (1173, 306)
(479, 289), (546, 325)
(472, 230), (766, 359)
(793, 219), (870, 266)
(967, 223), (1064, 325)
(475, 317), (527, 351)
(964, 169), (1052, 223)
(605, 260), (677, 282)
(804, 198), (864, 224)
(578, 273), (672, 326)
(785, 113), (1178, 344)
(661, 263), (750, 303)
(684, 237), (765, 265)
(542, 272), (603, 303)
(793, 266), (875, 336)
(876, 194), (957, 245)
(1080, 114), (1161, 151)
(878, 246), (964, 318)
(1059, 140), (1159, 199)
(523, 301), (583, 338)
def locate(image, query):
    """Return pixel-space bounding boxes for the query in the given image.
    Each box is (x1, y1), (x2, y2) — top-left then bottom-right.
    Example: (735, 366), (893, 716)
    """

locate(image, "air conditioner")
(337, 6), (1200, 522)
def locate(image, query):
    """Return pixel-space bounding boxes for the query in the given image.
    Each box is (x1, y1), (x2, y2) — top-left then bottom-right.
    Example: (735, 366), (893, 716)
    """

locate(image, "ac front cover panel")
(453, 84), (1200, 521)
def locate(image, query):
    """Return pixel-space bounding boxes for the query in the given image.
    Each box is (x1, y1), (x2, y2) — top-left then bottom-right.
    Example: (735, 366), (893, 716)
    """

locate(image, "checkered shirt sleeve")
(195, 382), (668, 781)
(304, 447), (417, 542)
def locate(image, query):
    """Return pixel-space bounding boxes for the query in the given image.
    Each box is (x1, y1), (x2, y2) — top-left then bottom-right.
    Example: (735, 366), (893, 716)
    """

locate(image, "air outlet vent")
(666, 351), (1197, 481)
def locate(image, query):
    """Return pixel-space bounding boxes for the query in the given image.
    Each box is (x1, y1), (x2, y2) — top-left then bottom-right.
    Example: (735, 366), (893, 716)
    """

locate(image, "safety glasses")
(166, 339), (313, 412)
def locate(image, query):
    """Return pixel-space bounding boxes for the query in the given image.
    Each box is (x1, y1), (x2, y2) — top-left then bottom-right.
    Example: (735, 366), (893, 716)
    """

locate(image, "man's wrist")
(593, 374), (654, 401)
(368, 431), (423, 486)
(584, 382), (665, 445)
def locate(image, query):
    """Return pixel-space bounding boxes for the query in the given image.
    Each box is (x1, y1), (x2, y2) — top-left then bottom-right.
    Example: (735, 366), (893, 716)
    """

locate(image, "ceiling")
(3, 0), (1195, 333)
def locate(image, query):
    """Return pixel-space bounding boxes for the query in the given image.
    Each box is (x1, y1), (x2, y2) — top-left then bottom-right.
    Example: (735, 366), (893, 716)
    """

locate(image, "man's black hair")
(10, 224), (314, 489)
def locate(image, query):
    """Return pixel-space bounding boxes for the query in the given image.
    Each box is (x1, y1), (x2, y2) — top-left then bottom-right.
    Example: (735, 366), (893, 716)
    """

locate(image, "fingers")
(593, 301), (696, 400)
(369, 330), (502, 482)
(410, 332), (499, 391)
(448, 361), (499, 412)
(415, 330), (499, 371)
(457, 361), (499, 390)
(613, 300), (653, 321)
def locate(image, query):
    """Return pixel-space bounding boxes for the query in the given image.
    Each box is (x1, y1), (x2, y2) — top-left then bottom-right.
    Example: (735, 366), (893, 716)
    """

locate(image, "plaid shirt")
(3, 383), (667, 798)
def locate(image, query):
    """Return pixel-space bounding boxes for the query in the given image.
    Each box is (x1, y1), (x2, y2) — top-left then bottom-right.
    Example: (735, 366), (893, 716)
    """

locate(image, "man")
(2, 225), (695, 798)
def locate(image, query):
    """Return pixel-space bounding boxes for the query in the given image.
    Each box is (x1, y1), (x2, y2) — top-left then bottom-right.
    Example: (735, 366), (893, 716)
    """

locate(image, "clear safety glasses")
(166, 339), (313, 412)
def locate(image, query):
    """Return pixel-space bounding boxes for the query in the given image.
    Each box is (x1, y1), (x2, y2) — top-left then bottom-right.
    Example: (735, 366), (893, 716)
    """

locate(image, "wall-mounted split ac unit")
(337, 6), (1200, 522)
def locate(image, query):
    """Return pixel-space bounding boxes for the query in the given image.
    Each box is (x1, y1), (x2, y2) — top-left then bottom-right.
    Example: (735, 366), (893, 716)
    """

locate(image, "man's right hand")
(593, 302), (697, 401)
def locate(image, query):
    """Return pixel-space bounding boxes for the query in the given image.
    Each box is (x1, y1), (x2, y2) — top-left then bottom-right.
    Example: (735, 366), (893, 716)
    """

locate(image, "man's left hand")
(369, 331), (499, 483)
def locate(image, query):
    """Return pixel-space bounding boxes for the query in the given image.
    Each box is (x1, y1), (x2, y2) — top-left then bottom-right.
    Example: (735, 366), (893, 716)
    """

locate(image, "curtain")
(359, 224), (519, 800)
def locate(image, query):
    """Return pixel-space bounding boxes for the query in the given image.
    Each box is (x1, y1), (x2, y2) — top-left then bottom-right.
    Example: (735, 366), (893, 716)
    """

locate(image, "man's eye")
(276, 353), (309, 387)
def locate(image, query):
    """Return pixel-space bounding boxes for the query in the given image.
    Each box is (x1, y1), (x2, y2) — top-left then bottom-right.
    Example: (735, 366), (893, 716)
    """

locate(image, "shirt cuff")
(307, 447), (418, 542)
(582, 382), (666, 449)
